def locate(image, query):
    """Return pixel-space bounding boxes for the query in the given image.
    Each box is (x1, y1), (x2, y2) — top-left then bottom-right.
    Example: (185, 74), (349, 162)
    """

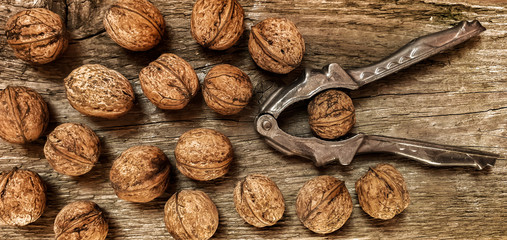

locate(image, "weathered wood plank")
(0, 0), (505, 239)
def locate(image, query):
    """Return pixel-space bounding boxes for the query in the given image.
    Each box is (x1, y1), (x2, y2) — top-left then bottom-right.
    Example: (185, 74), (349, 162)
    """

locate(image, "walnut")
(110, 145), (170, 202)
(164, 190), (219, 240)
(139, 53), (199, 110)
(0, 168), (46, 226)
(308, 89), (355, 139)
(64, 64), (135, 119)
(5, 8), (68, 64)
(54, 201), (108, 240)
(355, 164), (410, 220)
(174, 128), (233, 181)
(203, 64), (252, 115)
(296, 175), (352, 234)
(248, 18), (305, 74)
(0, 86), (49, 144)
(191, 0), (244, 50)
(104, 0), (165, 51)
(233, 174), (285, 228)
(44, 123), (101, 176)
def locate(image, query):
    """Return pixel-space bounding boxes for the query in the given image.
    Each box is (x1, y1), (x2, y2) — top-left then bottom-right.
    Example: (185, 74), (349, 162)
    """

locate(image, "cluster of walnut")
(1, 0), (410, 238)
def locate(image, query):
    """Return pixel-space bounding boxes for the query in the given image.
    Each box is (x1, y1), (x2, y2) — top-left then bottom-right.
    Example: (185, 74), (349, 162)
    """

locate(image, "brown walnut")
(233, 174), (285, 228)
(249, 18), (305, 74)
(104, 0), (165, 51)
(355, 163), (410, 220)
(5, 8), (68, 64)
(164, 190), (219, 240)
(44, 123), (101, 176)
(296, 175), (352, 234)
(0, 86), (49, 144)
(308, 89), (355, 139)
(174, 128), (233, 181)
(54, 201), (108, 240)
(203, 64), (253, 115)
(64, 64), (135, 119)
(0, 168), (46, 226)
(110, 145), (170, 202)
(139, 53), (199, 110)
(191, 0), (244, 50)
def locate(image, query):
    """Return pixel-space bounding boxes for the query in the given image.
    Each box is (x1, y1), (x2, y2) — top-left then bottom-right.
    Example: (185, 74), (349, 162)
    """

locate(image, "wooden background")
(0, 0), (506, 239)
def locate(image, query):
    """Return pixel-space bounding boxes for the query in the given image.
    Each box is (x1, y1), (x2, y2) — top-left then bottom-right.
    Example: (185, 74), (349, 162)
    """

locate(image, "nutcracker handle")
(356, 135), (498, 170)
(347, 20), (486, 86)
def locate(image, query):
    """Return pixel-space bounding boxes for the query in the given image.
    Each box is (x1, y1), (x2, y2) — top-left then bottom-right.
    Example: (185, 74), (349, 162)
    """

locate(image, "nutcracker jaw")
(255, 20), (498, 169)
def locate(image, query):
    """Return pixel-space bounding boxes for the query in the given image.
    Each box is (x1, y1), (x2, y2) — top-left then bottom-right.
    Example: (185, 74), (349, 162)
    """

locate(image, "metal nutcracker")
(255, 20), (498, 170)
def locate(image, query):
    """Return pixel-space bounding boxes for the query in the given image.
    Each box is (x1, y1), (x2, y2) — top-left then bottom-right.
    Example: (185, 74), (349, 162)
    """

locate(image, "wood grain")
(0, 0), (506, 239)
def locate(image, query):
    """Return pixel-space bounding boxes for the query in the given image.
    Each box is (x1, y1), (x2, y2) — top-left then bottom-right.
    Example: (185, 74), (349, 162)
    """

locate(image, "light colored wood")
(0, 0), (506, 239)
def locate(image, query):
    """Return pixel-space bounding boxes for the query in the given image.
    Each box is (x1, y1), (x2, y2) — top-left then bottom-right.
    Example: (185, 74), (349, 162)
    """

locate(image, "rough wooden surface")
(0, 0), (506, 239)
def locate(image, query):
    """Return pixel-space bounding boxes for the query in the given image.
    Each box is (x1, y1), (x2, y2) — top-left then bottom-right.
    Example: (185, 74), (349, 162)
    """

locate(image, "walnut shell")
(0, 168), (46, 226)
(104, 0), (165, 51)
(54, 201), (108, 240)
(0, 86), (49, 144)
(5, 8), (68, 64)
(164, 190), (219, 240)
(248, 18), (305, 74)
(64, 64), (135, 119)
(191, 0), (244, 50)
(44, 123), (100, 176)
(203, 64), (252, 115)
(296, 175), (352, 234)
(139, 53), (199, 110)
(110, 145), (170, 202)
(174, 128), (233, 181)
(308, 89), (355, 139)
(355, 164), (410, 220)
(233, 174), (285, 228)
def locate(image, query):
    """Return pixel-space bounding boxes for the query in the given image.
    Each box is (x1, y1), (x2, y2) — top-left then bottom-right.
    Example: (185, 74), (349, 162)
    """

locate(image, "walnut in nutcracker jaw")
(308, 89), (355, 139)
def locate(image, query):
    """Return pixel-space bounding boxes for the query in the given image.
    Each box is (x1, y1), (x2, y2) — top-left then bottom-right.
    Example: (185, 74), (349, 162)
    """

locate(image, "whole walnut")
(110, 145), (170, 202)
(164, 190), (219, 240)
(139, 53), (199, 110)
(104, 0), (165, 51)
(175, 128), (233, 181)
(355, 164), (410, 220)
(0, 86), (49, 144)
(296, 175), (352, 234)
(64, 64), (135, 119)
(44, 123), (101, 176)
(249, 18), (305, 74)
(191, 0), (244, 50)
(0, 168), (46, 226)
(234, 174), (285, 228)
(54, 201), (108, 240)
(308, 89), (355, 139)
(5, 8), (68, 64)
(203, 64), (252, 115)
